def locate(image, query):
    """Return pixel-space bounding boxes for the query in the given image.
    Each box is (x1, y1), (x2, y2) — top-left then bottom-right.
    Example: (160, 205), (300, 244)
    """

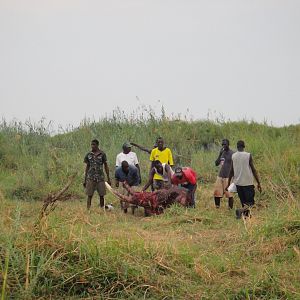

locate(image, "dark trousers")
(236, 185), (255, 207)
(181, 183), (196, 208)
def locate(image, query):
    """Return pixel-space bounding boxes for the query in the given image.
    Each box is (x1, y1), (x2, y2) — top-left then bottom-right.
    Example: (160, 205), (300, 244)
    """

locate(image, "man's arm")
(165, 164), (173, 185)
(149, 149), (156, 171)
(83, 163), (89, 187)
(135, 164), (142, 184)
(102, 153), (111, 185)
(133, 153), (142, 184)
(130, 142), (151, 154)
(115, 169), (120, 188)
(150, 161), (155, 170)
(168, 149), (174, 166)
(132, 167), (140, 186)
(104, 162), (111, 185)
(226, 161), (234, 190)
(115, 154), (120, 168)
(142, 169), (155, 191)
(249, 155), (262, 192)
(215, 149), (224, 166)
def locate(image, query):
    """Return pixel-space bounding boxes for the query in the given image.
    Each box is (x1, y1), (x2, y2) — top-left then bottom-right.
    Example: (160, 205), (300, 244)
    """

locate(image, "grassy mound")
(0, 115), (299, 299)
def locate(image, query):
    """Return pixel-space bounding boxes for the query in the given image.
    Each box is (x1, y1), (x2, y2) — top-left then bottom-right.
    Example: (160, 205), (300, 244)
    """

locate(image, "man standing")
(149, 137), (174, 188)
(83, 139), (111, 210)
(214, 139), (234, 209)
(116, 142), (141, 183)
(172, 167), (197, 208)
(142, 160), (173, 191)
(227, 140), (262, 218)
(115, 161), (140, 214)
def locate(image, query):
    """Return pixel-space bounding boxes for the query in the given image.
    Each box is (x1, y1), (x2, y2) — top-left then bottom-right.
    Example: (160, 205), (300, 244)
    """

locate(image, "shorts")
(214, 177), (232, 198)
(153, 180), (170, 190)
(85, 180), (106, 197)
(236, 185), (255, 207)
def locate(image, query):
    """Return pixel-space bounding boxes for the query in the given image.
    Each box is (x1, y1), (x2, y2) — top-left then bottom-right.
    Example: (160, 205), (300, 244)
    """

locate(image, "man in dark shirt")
(115, 160), (140, 214)
(213, 139), (234, 209)
(83, 139), (111, 210)
(115, 161), (140, 187)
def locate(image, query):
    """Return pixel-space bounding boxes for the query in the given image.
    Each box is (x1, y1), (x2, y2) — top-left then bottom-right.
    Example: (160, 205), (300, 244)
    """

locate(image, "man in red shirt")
(172, 167), (197, 208)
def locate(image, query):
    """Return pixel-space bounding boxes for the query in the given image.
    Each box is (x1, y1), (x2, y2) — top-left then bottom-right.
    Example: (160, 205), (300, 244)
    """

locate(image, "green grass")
(1, 190), (300, 299)
(0, 112), (300, 299)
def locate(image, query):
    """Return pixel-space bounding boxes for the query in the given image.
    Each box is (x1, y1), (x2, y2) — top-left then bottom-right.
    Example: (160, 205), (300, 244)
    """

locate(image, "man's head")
(237, 140), (245, 151)
(222, 139), (230, 151)
(122, 142), (132, 154)
(121, 160), (129, 173)
(157, 137), (164, 150)
(91, 139), (99, 151)
(174, 166), (183, 179)
(153, 160), (163, 173)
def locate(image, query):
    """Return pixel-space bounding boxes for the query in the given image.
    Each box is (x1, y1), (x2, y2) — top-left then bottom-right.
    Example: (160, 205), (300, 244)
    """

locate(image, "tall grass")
(0, 111), (299, 299)
(1, 193), (299, 299)
(0, 111), (299, 201)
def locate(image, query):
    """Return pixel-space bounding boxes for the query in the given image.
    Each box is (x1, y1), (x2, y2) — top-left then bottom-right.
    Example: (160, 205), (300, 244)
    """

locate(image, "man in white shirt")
(116, 142), (141, 183)
(226, 140), (262, 219)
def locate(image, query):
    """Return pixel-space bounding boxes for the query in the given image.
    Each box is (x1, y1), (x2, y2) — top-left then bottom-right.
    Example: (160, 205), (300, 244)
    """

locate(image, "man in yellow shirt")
(149, 137), (174, 190)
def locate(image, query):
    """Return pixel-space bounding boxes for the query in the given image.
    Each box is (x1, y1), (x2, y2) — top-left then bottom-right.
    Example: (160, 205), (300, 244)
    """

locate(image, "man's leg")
(131, 206), (135, 215)
(243, 185), (255, 217)
(236, 185), (245, 205)
(181, 183), (196, 208)
(214, 177), (223, 208)
(87, 196), (92, 210)
(86, 180), (95, 210)
(236, 185), (245, 219)
(184, 183), (196, 208)
(99, 196), (105, 208)
(123, 204), (128, 214)
(224, 178), (234, 209)
(150, 183), (155, 192)
(97, 181), (106, 208)
(144, 207), (151, 217)
(129, 185), (137, 215)
(191, 191), (196, 208)
(214, 197), (221, 208)
(120, 200), (127, 213)
(118, 185), (129, 213)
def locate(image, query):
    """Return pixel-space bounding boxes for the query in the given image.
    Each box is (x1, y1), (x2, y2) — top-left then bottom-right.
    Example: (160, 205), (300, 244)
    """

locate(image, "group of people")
(213, 139), (262, 218)
(83, 136), (261, 218)
(83, 137), (197, 215)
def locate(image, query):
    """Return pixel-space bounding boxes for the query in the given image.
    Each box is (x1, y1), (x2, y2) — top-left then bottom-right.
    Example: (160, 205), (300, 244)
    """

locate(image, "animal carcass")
(105, 182), (191, 215)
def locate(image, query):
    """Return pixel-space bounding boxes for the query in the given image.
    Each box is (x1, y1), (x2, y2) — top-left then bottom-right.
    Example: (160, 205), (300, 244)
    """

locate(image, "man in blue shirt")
(115, 161), (140, 214)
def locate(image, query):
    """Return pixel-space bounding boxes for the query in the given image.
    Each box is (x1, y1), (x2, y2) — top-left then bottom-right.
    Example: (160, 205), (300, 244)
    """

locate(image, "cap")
(174, 167), (183, 175)
(123, 142), (132, 148)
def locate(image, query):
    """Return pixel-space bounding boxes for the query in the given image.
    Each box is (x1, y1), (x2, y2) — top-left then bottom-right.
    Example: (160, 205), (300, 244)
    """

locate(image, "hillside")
(0, 116), (299, 299)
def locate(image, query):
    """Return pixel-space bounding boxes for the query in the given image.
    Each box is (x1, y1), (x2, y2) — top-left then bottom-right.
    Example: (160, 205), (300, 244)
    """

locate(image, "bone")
(105, 182), (133, 203)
